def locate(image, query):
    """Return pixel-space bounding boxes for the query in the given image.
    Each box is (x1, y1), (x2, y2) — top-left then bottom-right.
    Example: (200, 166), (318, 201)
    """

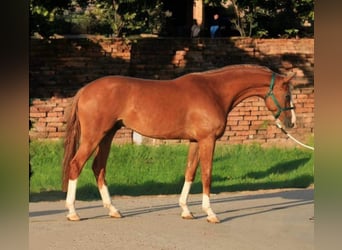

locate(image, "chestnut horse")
(62, 64), (296, 223)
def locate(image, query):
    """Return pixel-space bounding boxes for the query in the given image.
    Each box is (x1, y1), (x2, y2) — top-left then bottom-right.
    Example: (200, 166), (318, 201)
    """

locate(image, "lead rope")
(275, 120), (314, 151)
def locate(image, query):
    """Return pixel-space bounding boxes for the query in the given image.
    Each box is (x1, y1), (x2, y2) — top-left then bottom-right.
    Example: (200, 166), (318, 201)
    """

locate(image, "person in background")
(191, 19), (201, 38)
(210, 13), (220, 38)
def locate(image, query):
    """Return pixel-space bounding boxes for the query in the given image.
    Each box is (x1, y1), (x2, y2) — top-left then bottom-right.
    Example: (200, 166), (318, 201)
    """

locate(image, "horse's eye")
(285, 95), (291, 102)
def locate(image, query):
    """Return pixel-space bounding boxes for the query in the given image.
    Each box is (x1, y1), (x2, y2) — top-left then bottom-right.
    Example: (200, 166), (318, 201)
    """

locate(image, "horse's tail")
(62, 89), (83, 192)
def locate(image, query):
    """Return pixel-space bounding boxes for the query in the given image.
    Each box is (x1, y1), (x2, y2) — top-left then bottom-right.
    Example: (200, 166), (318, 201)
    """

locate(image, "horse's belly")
(123, 116), (189, 140)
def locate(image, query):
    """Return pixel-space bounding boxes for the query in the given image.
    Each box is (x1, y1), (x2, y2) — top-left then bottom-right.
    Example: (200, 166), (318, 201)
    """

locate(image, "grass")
(29, 140), (314, 201)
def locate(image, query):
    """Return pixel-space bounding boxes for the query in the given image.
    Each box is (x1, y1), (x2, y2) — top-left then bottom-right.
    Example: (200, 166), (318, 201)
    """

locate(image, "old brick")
(233, 125), (250, 131)
(30, 106), (39, 112)
(236, 130), (256, 136)
(238, 120), (251, 126)
(52, 107), (65, 112)
(229, 110), (240, 116)
(229, 116), (244, 121)
(49, 122), (64, 127)
(30, 112), (46, 118)
(244, 115), (258, 121)
(295, 107), (313, 113)
(304, 103), (314, 108)
(47, 112), (58, 117)
(226, 120), (238, 126)
(48, 132), (66, 138)
(46, 127), (57, 132)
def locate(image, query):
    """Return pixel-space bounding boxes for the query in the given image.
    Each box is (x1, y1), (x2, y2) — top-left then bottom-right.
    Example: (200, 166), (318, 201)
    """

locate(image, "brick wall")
(29, 36), (314, 147)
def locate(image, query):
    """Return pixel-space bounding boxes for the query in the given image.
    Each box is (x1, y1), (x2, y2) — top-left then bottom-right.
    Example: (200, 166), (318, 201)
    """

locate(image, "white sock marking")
(99, 184), (112, 206)
(179, 181), (192, 205)
(99, 184), (120, 215)
(202, 194), (215, 217)
(65, 179), (78, 214)
(179, 181), (192, 216)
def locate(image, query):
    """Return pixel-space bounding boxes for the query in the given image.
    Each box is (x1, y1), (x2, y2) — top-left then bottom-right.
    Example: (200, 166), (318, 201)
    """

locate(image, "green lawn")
(29, 140), (314, 201)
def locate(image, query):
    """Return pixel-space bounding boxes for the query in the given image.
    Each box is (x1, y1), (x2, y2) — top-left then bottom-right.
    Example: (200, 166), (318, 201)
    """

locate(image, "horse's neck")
(231, 85), (268, 107)
(211, 72), (270, 109)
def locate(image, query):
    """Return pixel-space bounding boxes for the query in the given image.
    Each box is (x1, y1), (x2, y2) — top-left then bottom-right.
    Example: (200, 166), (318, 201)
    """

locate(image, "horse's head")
(265, 72), (296, 128)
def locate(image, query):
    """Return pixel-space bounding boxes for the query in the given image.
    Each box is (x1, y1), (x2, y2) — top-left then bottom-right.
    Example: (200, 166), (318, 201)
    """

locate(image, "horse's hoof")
(206, 215), (220, 224)
(109, 210), (123, 218)
(66, 212), (81, 221)
(181, 212), (195, 220)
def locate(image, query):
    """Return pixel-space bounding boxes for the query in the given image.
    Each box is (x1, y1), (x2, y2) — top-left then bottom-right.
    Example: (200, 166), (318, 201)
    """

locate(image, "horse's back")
(79, 74), (210, 106)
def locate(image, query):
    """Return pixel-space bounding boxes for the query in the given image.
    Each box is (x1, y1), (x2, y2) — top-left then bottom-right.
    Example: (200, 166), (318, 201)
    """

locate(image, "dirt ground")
(29, 187), (314, 250)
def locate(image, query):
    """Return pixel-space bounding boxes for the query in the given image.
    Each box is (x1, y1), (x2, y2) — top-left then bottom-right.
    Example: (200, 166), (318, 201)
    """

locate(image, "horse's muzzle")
(284, 118), (295, 128)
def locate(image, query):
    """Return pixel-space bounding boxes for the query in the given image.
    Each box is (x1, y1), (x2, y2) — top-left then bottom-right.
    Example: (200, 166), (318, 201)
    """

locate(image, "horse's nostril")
(288, 122), (295, 128)
(284, 119), (295, 128)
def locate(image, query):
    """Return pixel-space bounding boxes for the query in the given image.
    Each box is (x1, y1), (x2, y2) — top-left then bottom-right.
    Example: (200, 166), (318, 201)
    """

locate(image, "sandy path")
(29, 188), (314, 250)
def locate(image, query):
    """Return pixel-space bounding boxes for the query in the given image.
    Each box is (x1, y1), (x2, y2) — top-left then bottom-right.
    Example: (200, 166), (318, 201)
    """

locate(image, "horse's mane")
(195, 64), (273, 76)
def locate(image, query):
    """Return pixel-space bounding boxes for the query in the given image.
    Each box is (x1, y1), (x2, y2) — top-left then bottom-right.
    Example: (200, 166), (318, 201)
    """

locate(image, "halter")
(265, 72), (294, 119)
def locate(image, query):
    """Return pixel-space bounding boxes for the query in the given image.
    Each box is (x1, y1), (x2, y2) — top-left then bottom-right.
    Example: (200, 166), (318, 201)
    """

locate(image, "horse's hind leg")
(66, 140), (99, 221)
(92, 127), (122, 218)
(179, 141), (200, 219)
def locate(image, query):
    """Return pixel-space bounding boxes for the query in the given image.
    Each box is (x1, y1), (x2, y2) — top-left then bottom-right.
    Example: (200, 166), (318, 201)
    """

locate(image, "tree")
(30, 0), (70, 37)
(229, 0), (314, 38)
(30, 0), (170, 38)
(204, 0), (314, 38)
(30, 0), (314, 38)
(87, 0), (167, 36)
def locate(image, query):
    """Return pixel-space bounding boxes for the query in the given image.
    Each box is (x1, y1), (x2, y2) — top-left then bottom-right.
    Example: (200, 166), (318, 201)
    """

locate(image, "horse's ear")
(284, 72), (296, 83)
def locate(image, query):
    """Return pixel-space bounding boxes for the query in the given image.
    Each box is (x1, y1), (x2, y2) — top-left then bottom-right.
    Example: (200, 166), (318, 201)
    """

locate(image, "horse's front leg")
(179, 141), (199, 219)
(98, 182), (122, 218)
(94, 170), (122, 218)
(199, 138), (220, 223)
